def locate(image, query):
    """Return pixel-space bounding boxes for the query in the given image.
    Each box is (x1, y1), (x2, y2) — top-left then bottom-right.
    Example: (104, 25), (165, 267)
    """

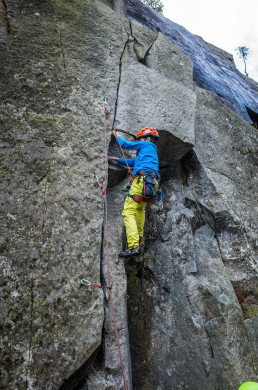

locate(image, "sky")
(162, 0), (258, 82)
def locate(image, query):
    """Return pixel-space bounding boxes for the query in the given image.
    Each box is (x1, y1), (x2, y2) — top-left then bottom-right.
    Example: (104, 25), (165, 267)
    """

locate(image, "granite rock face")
(127, 0), (258, 124)
(0, 1), (257, 390)
(0, 1), (128, 389)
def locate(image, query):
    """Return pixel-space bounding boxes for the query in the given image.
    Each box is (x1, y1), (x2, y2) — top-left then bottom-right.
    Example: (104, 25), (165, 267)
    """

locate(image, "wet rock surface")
(0, 1), (257, 389)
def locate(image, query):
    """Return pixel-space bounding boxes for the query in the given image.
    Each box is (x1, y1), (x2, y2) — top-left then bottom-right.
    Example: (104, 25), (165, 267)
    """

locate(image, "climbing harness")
(128, 194), (154, 203)
(129, 170), (160, 203)
(81, 278), (111, 289)
(130, 169), (160, 186)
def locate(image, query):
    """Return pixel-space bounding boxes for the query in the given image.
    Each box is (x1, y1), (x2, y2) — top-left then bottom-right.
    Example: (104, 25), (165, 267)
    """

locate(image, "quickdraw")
(81, 278), (111, 289)
(109, 44), (114, 57)
(93, 174), (107, 195)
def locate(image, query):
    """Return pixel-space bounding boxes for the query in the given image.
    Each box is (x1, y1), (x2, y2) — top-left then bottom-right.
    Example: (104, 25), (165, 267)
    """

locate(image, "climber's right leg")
(120, 196), (141, 255)
(119, 178), (144, 258)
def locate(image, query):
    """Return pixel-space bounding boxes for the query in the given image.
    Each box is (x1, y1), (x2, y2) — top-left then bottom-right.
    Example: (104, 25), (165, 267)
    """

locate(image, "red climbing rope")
(104, 103), (132, 177)
(103, 103), (128, 390)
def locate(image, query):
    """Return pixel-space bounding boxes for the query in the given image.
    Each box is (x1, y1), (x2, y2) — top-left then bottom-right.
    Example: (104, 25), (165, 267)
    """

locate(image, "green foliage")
(235, 46), (250, 76)
(141, 0), (164, 14)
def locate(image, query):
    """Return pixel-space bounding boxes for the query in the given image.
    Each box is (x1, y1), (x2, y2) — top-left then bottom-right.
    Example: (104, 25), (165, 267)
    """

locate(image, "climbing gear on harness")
(81, 278), (111, 289)
(93, 174), (106, 195)
(128, 194), (154, 203)
(103, 100), (128, 390)
(129, 170), (160, 203)
(136, 127), (159, 140)
(142, 173), (157, 198)
(130, 169), (160, 186)
(119, 246), (141, 258)
(121, 183), (130, 192)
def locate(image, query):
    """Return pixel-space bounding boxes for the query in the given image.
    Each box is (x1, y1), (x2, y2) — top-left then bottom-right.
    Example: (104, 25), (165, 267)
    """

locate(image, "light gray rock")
(194, 225), (256, 389)
(0, 1), (131, 389)
(1, 0), (257, 389)
(146, 32), (193, 89)
(194, 86), (258, 298)
(115, 54), (196, 166)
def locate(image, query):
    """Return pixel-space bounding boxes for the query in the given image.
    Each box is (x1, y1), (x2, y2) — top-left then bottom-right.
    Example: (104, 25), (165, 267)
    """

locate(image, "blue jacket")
(116, 136), (160, 180)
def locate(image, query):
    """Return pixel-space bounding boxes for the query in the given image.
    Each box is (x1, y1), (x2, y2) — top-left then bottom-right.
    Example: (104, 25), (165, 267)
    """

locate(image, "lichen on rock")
(0, 0), (257, 389)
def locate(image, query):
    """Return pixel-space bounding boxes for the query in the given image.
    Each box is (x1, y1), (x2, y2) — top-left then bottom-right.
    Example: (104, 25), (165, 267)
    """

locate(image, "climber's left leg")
(135, 200), (146, 239)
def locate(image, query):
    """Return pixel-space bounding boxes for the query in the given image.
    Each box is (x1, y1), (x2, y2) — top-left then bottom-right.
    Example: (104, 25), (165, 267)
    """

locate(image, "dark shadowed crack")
(59, 22), (68, 76)
(114, 20), (159, 127)
(138, 34), (159, 66)
(0, 0), (9, 39)
(26, 258), (37, 387)
(113, 30), (131, 125)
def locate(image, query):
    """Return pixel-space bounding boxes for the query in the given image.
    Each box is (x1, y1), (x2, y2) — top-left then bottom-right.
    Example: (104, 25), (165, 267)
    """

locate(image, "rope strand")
(104, 106), (128, 390)
(105, 107), (132, 177)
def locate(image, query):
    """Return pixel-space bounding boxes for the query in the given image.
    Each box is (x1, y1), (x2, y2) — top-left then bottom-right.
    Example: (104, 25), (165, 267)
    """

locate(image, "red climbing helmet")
(136, 127), (159, 140)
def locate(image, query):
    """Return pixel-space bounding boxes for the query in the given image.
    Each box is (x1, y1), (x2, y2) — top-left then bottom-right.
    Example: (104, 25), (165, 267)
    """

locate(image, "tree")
(141, 0), (164, 14)
(235, 46), (249, 77)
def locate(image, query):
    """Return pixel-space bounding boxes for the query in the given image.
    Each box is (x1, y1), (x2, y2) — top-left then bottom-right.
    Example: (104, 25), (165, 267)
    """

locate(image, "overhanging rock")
(115, 59), (196, 166)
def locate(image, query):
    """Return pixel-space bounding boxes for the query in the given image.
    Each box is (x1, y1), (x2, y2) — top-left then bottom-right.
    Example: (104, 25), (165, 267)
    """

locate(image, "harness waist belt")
(129, 194), (153, 203)
(131, 170), (160, 185)
(135, 170), (155, 176)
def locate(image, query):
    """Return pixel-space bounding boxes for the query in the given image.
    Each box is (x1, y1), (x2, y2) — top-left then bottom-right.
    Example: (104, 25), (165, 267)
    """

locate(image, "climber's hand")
(108, 156), (119, 163)
(111, 129), (118, 138)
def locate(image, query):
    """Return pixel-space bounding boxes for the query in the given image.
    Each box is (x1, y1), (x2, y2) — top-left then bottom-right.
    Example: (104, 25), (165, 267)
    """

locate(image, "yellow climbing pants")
(122, 177), (146, 249)
(122, 176), (158, 249)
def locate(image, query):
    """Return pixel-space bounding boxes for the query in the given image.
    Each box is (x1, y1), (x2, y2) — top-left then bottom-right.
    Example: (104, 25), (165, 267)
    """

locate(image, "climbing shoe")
(119, 246), (141, 258)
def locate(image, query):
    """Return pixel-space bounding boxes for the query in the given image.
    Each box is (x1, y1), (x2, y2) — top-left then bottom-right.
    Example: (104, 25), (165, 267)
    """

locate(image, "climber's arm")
(108, 155), (135, 167)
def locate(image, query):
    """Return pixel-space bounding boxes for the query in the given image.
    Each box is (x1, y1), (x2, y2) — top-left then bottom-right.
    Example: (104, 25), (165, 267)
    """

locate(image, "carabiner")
(81, 278), (91, 286)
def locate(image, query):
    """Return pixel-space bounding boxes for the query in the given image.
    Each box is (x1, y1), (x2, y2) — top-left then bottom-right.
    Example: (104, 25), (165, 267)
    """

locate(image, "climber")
(238, 382), (258, 390)
(108, 127), (160, 258)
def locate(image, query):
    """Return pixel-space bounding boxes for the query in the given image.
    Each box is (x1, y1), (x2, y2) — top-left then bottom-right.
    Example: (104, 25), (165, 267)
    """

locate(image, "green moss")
(244, 304), (258, 319)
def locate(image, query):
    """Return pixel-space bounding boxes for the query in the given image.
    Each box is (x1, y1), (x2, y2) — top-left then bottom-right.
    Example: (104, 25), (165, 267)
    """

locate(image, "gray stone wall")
(0, 1), (257, 389)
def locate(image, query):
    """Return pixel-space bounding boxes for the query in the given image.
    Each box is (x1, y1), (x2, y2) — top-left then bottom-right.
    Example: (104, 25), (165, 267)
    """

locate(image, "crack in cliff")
(59, 22), (68, 76)
(205, 166), (236, 183)
(114, 22), (159, 126)
(113, 27), (132, 125)
(137, 32), (159, 66)
(25, 259), (37, 387)
(0, 0), (9, 38)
